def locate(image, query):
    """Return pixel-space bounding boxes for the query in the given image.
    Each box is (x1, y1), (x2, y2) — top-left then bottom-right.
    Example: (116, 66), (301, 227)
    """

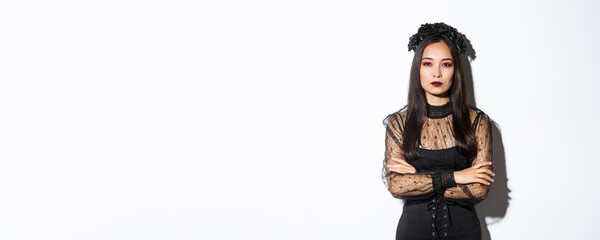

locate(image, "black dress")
(381, 102), (492, 240)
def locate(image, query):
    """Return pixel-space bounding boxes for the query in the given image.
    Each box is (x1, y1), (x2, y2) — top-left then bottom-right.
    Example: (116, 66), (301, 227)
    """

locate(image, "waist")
(404, 197), (476, 211)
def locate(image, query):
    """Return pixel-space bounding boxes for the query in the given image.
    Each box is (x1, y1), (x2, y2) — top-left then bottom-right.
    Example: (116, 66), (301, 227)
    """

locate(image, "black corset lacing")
(428, 193), (453, 239)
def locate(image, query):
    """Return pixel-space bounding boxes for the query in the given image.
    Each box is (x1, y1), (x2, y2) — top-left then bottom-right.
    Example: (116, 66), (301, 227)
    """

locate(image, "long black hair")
(402, 35), (477, 161)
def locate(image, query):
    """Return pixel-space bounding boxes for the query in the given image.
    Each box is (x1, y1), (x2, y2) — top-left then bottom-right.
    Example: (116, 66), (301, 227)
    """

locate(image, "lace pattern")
(381, 104), (492, 202)
(426, 101), (452, 119)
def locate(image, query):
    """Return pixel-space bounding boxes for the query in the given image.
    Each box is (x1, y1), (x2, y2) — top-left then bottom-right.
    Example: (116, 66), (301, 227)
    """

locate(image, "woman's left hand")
(387, 157), (417, 174)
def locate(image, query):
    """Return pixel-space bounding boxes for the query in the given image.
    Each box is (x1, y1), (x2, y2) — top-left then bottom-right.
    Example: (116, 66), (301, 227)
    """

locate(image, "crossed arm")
(382, 113), (494, 202)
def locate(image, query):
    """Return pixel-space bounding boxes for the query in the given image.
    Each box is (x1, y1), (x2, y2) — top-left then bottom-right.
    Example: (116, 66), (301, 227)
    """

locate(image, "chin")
(427, 90), (450, 96)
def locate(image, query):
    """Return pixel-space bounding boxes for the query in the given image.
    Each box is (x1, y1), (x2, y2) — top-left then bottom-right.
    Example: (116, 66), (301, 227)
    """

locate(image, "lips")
(431, 81), (443, 87)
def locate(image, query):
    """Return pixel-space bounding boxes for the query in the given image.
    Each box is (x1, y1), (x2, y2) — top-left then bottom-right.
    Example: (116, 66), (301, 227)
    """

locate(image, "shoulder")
(468, 105), (490, 121)
(383, 105), (408, 128)
(468, 105), (492, 131)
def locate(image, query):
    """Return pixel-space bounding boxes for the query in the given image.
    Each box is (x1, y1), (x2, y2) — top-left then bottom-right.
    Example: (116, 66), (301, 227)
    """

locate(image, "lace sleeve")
(382, 112), (446, 199)
(443, 112), (493, 203)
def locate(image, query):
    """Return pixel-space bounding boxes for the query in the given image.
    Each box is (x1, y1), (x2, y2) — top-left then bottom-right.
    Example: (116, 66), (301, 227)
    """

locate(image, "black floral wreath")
(408, 22), (467, 54)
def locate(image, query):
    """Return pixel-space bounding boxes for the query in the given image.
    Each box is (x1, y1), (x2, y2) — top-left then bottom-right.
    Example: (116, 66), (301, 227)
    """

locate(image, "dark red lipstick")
(431, 81), (443, 87)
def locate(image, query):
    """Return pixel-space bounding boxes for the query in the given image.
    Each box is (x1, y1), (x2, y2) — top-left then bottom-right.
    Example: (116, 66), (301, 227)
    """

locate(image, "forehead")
(422, 41), (453, 60)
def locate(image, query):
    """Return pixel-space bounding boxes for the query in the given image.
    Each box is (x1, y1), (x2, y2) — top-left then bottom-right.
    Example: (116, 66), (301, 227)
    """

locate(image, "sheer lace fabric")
(382, 104), (492, 203)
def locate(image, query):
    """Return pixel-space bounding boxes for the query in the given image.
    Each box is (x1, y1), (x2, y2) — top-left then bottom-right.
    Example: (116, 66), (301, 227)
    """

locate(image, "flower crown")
(408, 22), (467, 55)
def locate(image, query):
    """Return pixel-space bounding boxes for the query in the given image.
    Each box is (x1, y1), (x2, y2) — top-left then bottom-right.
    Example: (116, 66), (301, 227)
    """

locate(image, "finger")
(392, 157), (409, 165)
(389, 158), (400, 165)
(476, 178), (491, 185)
(403, 166), (417, 174)
(398, 161), (413, 168)
(393, 160), (411, 168)
(476, 169), (495, 178)
(475, 168), (493, 174)
(479, 174), (494, 183)
(386, 165), (398, 172)
(474, 162), (492, 169)
(390, 167), (408, 174)
(388, 165), (403, 173)
(394, 166), (416, 174)
(388, 161), (404, 167)
(477, 174), (494, 183)
(388, 166), (401, 173)
(399, 166), (414, 173)
(387, 162), (405, 172)
(477, 162), (492, 168)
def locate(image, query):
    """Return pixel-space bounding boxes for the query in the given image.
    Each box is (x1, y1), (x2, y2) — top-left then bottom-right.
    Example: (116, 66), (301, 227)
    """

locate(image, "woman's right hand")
(454, 162), (495, 185)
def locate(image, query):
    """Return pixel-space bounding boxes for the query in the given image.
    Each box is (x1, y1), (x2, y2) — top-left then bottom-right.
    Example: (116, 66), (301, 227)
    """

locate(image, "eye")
(442, 62), (454, 67)
(422, 61), (432, 66)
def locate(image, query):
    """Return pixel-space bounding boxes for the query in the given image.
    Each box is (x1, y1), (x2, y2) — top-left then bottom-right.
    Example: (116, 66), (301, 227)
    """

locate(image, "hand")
(387, 157), (416, 174)
(454, 162), (495, 185)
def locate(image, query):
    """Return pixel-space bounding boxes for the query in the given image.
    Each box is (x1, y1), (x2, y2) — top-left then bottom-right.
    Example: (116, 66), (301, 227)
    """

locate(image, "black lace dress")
(382, 102), (492, 240)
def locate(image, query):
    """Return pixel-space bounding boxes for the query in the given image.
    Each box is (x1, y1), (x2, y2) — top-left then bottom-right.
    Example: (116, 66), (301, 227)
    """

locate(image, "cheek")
(419, 73), (429, 87)
(444, 68), (455, 80)
(419, 68), (430, 81)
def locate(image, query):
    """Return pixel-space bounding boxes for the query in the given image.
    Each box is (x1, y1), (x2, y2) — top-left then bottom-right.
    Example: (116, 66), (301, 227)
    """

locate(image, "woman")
(382, 22), (495, 240)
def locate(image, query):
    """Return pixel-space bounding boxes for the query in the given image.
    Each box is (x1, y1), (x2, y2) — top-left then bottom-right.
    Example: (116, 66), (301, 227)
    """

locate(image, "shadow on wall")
(461, 37), (511, 240)
(477, 122), (510, 240)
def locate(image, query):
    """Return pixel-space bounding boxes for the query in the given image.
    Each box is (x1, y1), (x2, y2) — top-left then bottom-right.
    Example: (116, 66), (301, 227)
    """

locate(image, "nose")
(433, 66), (441, 78)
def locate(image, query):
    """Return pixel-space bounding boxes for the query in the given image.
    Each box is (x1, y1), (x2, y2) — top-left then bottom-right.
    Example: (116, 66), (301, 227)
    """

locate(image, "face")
(419, 41), (455, 103)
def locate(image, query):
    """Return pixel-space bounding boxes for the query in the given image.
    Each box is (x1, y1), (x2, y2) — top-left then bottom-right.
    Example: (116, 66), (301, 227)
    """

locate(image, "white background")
(1, 0), (599, 239)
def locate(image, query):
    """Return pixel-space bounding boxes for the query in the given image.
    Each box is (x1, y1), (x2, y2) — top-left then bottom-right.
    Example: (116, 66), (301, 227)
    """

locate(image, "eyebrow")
(421, 57), (454, 62)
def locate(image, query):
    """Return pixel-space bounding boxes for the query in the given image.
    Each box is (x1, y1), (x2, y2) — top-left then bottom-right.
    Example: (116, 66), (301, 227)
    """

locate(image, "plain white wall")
(1, 0), (599, 239)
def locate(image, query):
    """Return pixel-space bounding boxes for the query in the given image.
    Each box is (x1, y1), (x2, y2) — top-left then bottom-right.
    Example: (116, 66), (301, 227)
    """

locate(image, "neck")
(426, 100), (453, 118)
(425, 95), (450, 106)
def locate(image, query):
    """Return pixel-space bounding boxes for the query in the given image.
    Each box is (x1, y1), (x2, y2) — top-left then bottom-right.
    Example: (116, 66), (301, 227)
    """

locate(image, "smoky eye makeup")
(442, 61), (454, 67)
(421, 58), (454, 67)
